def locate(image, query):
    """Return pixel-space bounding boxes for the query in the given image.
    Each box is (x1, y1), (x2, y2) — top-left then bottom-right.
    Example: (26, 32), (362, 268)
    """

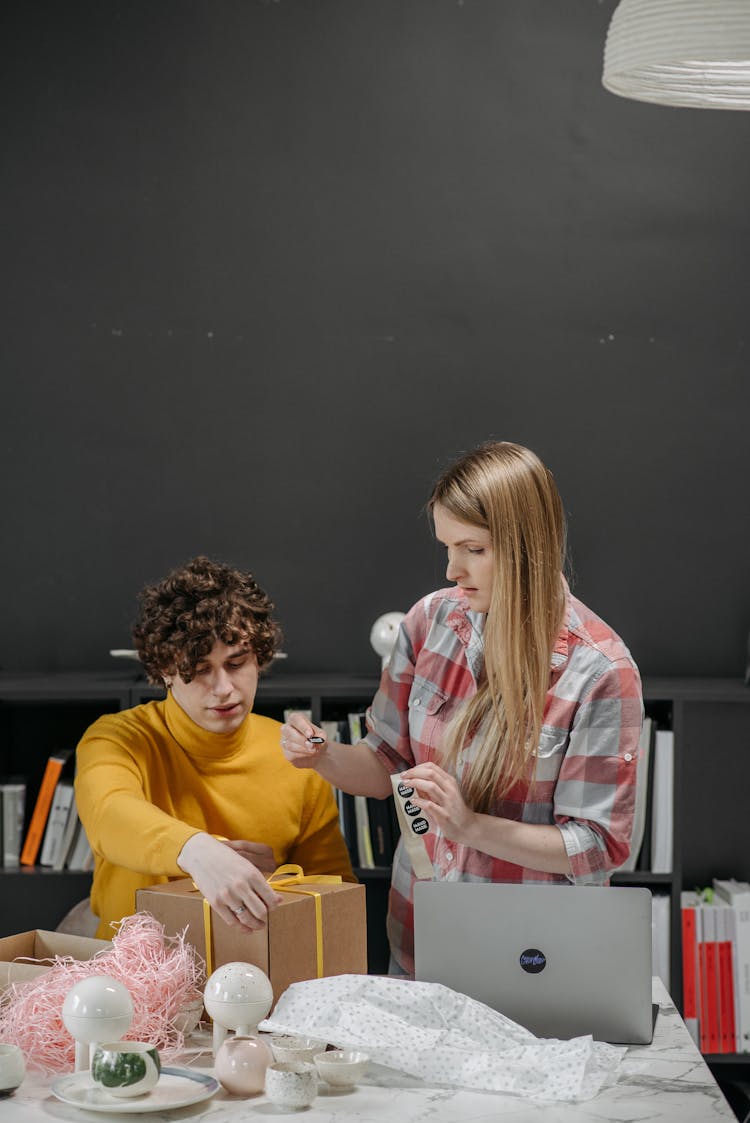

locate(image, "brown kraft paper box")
(136, 877), (368, 1004)
(0, 929), (112, 990)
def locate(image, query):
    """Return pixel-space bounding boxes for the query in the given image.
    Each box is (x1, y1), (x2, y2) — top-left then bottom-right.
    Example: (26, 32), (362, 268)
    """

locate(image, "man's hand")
(177, 833), (283, 931)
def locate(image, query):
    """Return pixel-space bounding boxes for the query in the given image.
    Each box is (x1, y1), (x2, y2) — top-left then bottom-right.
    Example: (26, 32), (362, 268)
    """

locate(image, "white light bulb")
(370, 612), (405, 668)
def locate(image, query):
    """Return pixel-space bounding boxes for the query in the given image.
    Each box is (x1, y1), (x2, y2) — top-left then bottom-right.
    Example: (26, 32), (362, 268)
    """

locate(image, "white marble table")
(2, 981), (736, 1122)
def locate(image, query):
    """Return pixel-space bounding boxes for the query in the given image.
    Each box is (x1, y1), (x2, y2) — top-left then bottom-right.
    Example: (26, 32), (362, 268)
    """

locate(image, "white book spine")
(39, 781), (74, 868)
(53, 792), (80, 871)
(354, 795), (374, 868)
(651, 892), (671, 991)
(735, 903), (750, 1052)
(2, 784), (26, 867)
(650, 730), (674, 873)
(722, 905), (740, 1053)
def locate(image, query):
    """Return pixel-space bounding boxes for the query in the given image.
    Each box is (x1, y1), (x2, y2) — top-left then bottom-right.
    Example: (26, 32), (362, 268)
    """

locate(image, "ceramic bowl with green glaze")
(91, 1042), (161, 1098)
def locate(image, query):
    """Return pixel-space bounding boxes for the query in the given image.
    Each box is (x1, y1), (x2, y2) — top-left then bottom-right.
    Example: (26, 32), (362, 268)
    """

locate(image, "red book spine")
(704, 939), (720, 1054)
(718, 940), (736, 1054)
(699, 941), (710, 1053)
(682, 907), (698, 1019)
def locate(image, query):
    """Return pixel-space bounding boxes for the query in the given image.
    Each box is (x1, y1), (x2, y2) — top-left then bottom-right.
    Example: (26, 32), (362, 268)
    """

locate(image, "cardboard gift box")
(0, 929), (111, 990)
(136, 874), (367, 1004)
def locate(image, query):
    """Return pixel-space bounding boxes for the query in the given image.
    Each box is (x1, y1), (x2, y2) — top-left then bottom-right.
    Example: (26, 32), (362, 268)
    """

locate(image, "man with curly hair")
(75, 557), (354, 939)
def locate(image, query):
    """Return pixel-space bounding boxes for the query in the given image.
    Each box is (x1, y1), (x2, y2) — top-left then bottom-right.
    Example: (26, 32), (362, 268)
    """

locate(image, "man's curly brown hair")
(132, 556), (282, 684)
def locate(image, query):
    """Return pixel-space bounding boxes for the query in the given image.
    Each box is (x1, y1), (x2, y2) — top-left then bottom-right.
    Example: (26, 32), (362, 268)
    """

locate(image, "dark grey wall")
(2, 1), (749, 677)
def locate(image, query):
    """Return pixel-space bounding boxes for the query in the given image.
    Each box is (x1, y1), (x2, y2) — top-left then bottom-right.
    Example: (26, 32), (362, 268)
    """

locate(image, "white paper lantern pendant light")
(603, 0), (750, 110)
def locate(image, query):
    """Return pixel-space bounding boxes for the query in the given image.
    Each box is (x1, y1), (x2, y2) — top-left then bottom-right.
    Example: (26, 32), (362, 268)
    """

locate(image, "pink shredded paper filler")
(0, 912), (205, 1072)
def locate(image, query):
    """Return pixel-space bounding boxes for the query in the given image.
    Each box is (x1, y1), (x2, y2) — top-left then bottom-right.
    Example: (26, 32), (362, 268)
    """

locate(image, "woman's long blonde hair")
(429, 442), (567, 813)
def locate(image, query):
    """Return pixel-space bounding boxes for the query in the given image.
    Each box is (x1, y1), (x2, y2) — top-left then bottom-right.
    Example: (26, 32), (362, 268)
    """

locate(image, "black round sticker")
(411, 817), (429, 835)
(397, 783), (414, 797)
(519, 948), (546, 974)
(403, 800), (421, 816)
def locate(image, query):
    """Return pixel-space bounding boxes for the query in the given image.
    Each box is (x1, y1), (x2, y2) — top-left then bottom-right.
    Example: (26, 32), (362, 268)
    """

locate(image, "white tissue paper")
(259, 974), (625, 1103)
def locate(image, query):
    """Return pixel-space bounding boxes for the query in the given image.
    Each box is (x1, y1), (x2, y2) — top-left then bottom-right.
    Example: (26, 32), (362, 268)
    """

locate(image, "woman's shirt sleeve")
(362, 608), (420, 772)
(552, 658), (643, 883)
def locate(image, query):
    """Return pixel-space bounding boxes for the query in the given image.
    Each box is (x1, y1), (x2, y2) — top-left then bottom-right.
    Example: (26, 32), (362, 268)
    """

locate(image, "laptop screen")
(413, 882), (654, 1045)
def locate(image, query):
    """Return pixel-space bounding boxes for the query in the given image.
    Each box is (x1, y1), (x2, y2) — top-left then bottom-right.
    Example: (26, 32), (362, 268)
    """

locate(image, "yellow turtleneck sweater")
(75, 692), (355, 938)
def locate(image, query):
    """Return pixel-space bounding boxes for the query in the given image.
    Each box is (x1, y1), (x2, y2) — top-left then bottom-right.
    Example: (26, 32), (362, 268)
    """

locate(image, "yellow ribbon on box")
(200, 864), (342, 978)
(267, 864), (342, 979)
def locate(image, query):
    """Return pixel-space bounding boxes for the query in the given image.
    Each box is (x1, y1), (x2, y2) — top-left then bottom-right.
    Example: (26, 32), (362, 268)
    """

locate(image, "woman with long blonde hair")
(282, 441), (642, 977)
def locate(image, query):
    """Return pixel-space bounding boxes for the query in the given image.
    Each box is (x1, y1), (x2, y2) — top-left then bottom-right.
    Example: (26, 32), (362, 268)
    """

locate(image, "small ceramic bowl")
(91, 1042), (161, 1098)
(269, 1034), (326, 1064)
(172, 996), (204, 1036)
(265, 1061), (317, 1109)
(0, 1043), (26, 1097)
(313, 1049), (369, 1087)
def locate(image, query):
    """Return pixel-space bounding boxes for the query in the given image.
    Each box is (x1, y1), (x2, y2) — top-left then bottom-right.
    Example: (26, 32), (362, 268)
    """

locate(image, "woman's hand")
(280, 713), (329, 769)
(400, 762), (478, 846)
(177, 833), (284, 932)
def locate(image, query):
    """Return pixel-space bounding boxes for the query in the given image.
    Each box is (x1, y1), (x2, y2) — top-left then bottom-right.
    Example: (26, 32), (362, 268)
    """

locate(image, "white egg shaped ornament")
(62, 975), (134, 1071)
(203, 962), (273, 1055)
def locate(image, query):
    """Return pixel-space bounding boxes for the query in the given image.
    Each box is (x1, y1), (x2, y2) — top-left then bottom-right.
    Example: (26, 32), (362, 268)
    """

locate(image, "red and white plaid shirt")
(363, 579), (643, 975)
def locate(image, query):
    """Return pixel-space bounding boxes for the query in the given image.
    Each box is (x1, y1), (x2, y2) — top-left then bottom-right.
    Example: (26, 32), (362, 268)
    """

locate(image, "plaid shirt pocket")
(408, 676), (450, 756)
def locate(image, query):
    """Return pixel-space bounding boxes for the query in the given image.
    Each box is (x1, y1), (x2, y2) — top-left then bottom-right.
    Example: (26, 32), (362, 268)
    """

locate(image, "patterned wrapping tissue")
(259, 974), (626, 1103)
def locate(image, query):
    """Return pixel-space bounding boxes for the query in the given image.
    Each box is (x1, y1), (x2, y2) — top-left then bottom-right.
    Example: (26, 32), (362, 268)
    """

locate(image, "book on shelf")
(713, 878), (750, 1054)
(339, 792), (358, 868)
(66, 820), (94, 871)
(319, 719), (360, 867)
(0, 777), (27, 868)
(347, 712), (367, 744)
(649, 729), (674, 874)
(699, 902), (720, 1054)
(681, 890), (702, 1048)
(19, 748), (73, 866)
(681, 882), (750, 1056)
(53, 790), (82, 871)
(39, 778), (75, 868)
(716, 905), (737, 1054)
(354, 795), (375, 869)
(619, 716), (653, 872)
(651, 892), (671, 992)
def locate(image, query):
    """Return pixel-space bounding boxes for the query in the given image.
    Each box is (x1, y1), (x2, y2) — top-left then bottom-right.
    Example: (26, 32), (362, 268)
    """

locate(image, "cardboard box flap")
(0, 929), (111, 992)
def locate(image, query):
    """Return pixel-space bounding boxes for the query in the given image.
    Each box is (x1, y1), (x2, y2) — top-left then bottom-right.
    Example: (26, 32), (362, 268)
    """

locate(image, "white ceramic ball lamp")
(62, 975), (134, 1072)
(369, 612), (405, 669)
(203, 962), (273, 1056)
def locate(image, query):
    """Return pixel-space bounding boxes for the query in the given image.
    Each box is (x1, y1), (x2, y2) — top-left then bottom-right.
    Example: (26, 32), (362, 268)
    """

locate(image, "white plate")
(50, 1067), (219, 1114)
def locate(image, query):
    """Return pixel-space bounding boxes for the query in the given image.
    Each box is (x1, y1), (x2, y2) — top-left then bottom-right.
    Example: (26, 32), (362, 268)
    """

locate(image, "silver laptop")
(413, 882), (654, 1044)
